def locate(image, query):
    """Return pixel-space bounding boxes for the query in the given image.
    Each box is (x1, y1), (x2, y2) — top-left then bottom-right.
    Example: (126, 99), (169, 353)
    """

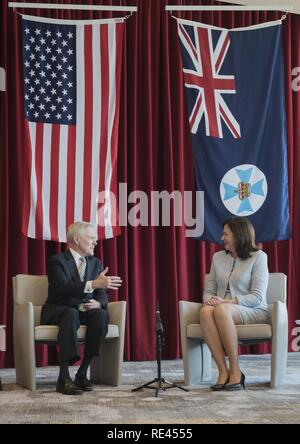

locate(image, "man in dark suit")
(41, 221), (122, 395)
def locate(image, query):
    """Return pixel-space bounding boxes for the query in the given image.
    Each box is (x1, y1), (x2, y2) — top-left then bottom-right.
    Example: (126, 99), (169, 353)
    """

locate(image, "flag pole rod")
(8, 2), (137, 12)
(165, 5), (293, 12)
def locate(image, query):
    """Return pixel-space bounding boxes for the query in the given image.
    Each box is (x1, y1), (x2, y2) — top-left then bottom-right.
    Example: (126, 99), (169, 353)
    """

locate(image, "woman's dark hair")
(222, 217), (258, 260)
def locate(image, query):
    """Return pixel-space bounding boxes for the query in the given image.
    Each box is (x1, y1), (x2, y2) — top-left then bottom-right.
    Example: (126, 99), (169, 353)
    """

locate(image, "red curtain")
(1, 0), (300, 367)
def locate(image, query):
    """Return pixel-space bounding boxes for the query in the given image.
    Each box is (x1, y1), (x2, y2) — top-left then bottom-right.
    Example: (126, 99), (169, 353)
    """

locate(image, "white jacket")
(203, 250), (269, 311)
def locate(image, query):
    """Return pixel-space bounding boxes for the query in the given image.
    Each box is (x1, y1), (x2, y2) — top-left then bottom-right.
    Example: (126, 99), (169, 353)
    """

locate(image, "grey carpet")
(0, 353), (300, 424)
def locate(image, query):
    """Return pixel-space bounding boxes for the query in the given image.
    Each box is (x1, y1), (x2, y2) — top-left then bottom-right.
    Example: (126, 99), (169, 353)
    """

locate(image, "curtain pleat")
(1, 0), (300, 367)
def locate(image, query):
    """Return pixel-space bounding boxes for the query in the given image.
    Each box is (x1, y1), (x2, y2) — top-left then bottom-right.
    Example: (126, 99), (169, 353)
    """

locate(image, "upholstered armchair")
(13, 274), (126, 390)
(179, 273), (288, 388)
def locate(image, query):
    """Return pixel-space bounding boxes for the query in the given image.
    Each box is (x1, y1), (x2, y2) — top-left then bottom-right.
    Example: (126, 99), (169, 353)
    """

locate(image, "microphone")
(156, 301), (164, 335)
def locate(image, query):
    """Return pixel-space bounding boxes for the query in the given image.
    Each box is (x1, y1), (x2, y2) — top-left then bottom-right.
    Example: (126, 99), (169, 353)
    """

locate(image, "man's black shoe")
(74, 373), (94, 391)
(56, 377), (83, 395)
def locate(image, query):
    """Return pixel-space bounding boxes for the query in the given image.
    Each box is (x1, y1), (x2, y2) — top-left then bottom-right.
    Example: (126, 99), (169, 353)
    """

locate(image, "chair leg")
(183, 339), (212, 385)
(270, 334), (287, 388)
(15, 350), (37, 390)
(14, 304), (37, 390)
(90, 301), (126, 386)
(270, 301), (288, 388)
(90, 338), (122, 386)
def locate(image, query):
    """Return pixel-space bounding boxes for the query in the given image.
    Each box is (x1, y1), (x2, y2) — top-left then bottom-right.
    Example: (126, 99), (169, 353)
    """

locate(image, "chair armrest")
(179, 301), (202, 326)
(107, 301), (126, 328)
(179, 301), (202, 349)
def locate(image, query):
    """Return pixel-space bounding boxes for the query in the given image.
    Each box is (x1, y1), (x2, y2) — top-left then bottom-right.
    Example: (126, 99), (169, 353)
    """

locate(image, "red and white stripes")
(22, 18), (124, 242)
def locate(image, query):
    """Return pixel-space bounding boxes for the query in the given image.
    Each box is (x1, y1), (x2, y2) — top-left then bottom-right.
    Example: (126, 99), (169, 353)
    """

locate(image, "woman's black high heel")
(210, 378), (229, 391)
(225, 372), (246, 391)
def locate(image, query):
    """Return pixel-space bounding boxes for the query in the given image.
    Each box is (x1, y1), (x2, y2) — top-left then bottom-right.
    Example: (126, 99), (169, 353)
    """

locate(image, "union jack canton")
(178, 22), (241, 139)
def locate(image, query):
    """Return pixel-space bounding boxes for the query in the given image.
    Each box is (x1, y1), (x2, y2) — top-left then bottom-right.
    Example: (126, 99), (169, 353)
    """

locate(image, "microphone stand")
(132, 302), (189, 397)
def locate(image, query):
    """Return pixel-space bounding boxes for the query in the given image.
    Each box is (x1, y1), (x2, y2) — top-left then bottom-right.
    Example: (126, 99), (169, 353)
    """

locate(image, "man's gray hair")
(67, 221), (95, 242)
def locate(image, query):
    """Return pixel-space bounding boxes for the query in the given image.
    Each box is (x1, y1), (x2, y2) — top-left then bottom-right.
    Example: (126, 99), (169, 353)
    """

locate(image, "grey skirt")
(232, 304), (270, 325)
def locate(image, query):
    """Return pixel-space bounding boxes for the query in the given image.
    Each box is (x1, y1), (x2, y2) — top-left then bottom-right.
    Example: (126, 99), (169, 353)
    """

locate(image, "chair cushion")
(35, 324), (119, 342)
(187, 323), (272, 340)
(236, 324), (272, 340)
(187, 324), (204, 339)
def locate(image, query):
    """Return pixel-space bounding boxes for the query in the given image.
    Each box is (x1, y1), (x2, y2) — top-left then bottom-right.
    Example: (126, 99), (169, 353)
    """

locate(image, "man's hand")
(81, 299), (101, 311)
(92, 267), (122, 290)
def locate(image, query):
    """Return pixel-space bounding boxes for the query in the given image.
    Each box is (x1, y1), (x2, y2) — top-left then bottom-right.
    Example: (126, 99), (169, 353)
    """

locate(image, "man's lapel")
(63, 250), (81, 280)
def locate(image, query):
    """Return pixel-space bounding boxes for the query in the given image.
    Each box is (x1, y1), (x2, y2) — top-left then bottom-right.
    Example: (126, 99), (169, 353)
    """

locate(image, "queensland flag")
(177, 19), (291, 242)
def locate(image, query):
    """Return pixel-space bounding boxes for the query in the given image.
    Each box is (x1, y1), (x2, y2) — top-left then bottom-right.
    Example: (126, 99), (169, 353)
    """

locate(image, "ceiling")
(219, 0), (300, 15)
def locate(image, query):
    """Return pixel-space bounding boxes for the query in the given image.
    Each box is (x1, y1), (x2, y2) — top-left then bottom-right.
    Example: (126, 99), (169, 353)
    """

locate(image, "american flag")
(21, 16), (124, 242)
(178, 22), (241, 139)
